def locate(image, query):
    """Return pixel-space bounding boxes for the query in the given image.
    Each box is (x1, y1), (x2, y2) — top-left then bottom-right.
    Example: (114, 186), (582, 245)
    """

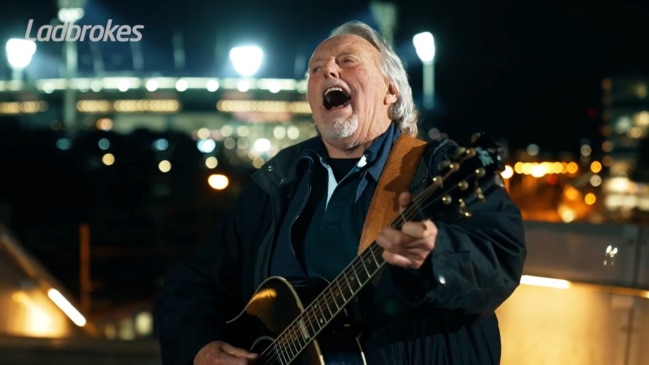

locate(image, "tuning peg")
(431, 176), (444, 189)
(442, 195), (452, 205)
(475, 186), (485, 202)
(475, 167), (486, 177)
(457, 181), (469, 190)
(438, 160), (451, 171)
(457, 198), (471, 217)
(452, 147), (467, 159)
(470, 133), (482, 144)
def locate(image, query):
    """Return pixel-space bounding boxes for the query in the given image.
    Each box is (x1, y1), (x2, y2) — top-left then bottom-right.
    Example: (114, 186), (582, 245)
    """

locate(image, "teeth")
(324, 87), (348, 97)
(323, 86), (351, 110)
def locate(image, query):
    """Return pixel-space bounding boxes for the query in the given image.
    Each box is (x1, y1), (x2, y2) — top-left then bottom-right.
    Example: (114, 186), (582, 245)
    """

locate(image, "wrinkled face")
(307, 34), (397, 156)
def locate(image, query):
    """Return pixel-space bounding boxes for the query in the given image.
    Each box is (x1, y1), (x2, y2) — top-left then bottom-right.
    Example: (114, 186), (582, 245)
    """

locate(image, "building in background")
(600, 76), (649, 222)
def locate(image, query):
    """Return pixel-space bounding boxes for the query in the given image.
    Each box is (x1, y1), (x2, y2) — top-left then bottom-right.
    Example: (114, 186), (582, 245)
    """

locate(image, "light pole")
(370, 1), (398, 47)
(412, 31), (436, 110)
(5, 38), (37, 85)
(58, 0), (86, 133)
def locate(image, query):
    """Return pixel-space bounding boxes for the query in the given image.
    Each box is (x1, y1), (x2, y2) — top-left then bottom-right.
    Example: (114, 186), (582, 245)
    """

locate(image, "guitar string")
(259, 148), (490, 364)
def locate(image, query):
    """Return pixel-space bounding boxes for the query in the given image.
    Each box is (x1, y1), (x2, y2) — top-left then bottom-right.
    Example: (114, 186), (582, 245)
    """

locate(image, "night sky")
(2, 0), (647, 151)
(1, 0), (648, 309)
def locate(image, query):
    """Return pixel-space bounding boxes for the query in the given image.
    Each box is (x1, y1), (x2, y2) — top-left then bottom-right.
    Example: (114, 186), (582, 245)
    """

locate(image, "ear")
(384, 84), (398, 105)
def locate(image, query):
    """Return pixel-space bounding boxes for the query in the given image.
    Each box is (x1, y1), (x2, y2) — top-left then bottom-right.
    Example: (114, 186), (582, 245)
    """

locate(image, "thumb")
(222, 343), (258, 359)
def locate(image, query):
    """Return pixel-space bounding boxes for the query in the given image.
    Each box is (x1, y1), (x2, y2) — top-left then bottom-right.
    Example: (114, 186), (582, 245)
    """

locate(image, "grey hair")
(328, 20), (419, 136)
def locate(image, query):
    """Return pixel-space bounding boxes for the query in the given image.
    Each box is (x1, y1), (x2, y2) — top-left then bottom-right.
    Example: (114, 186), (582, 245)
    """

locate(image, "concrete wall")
(0, 336), (160, 365)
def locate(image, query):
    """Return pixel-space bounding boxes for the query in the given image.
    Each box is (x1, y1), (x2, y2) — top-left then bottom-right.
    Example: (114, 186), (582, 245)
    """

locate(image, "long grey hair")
(328, 20), (419, 137)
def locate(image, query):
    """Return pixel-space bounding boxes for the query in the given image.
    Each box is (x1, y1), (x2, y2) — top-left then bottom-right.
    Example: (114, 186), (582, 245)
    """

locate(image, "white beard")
(321, 115), (358, 141)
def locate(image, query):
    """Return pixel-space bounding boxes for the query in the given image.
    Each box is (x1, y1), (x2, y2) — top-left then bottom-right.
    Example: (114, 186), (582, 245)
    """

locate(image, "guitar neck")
(269, 241), (386, 363)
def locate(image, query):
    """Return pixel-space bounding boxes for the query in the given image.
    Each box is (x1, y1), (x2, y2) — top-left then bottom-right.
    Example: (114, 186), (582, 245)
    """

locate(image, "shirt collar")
(299, 123), (403, 204)
(299, 123), (402, 176)
(362, 123), (401, 181)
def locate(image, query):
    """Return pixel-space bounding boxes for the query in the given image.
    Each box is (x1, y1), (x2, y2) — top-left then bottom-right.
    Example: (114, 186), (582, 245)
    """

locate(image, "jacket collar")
(253, 123), (402, 191)
(301, 123), (401, 181)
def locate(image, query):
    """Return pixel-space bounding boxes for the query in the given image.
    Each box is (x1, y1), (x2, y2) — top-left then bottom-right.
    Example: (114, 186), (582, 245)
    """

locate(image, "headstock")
(407, 133), (504, 221)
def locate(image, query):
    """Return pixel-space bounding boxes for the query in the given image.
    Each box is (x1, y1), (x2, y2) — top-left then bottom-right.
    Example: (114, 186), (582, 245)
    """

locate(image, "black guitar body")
(225, 276), (366, 365)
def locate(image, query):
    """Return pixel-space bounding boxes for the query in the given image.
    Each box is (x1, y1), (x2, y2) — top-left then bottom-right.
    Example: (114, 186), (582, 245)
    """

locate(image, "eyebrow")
(309, 51), (358, 65)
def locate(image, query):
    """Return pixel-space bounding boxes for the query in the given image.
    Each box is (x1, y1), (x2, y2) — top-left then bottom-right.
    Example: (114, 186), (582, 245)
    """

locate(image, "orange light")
(590, 161), (602, 174)
(584, 193), (597, 205)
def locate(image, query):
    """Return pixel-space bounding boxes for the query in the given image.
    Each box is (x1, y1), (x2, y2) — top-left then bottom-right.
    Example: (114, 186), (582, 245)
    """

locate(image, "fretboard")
(266, 241), (386, 364)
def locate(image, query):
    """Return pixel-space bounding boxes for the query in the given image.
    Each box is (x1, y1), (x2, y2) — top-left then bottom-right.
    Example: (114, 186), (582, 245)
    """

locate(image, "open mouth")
(323, 87), (351, 110)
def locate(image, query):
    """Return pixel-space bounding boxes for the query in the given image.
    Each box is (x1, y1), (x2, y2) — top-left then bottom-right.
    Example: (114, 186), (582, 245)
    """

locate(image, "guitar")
(225, 133), (505, 364)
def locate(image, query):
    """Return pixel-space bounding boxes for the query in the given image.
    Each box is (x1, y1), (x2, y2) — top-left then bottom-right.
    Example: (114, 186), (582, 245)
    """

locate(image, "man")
(155, 20), (526, 364)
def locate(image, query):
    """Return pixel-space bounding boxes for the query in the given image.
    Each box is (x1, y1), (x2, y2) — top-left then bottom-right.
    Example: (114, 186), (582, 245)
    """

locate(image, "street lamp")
(412, 31), (436, 110)
(58, 0), (86, 134)
(229, 45), (264, 77)
(5, 38), (37, 83)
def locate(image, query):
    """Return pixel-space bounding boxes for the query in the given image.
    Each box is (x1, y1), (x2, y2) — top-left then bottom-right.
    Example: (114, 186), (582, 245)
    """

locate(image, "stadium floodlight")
(229, 45), (264, 77)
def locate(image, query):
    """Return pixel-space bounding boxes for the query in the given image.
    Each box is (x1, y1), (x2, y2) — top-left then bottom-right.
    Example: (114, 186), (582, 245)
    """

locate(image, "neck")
(323, 136), (377, 158)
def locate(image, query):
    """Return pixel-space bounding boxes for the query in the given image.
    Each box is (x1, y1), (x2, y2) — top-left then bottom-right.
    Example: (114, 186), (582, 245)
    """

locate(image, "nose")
(322, 59), (340, 79)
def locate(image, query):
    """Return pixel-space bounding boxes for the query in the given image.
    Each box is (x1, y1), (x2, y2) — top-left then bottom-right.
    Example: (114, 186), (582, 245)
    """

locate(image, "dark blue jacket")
(155, 128), (527, 364)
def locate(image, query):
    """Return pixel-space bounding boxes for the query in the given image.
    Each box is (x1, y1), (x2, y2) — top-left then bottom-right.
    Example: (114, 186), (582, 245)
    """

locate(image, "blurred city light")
(175, 79), (188, 92)
(206, 79), (220, 92)
(98, 138), (110, 150)
(57, 7), (85, 23)
(229, 45), (264, 77)
(208, 174), (229, 190)
(205, 156), (218, 169)
(57, 0), (86, 22)
(501, 165), (514, 179)
(197, 139), (216, 153)
(96, 117), (113, 131)
(102, 153), (115, 166)
(158, 160), (172, 173)
(253, 138), (272, 153)
(134, 311), (153, 336)
(47, 288), (86, 327)
(56, 138), (72, 150)
(152, 138), (169, 151)
(11, 291), (62, 337)
(520, 275), (570, 289)
(145, 79), (159, 92)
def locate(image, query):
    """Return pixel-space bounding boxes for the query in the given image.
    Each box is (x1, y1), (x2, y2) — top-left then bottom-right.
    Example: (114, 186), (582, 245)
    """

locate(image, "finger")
(378, 226), (428, 250)
(378, 226), (400, 240)
(401, 220), (436, 238)
(398, 192), (413, 213)
(382, 250), (420, 269)
(377, 229), (427, 257)
(222, 343), (258, 359)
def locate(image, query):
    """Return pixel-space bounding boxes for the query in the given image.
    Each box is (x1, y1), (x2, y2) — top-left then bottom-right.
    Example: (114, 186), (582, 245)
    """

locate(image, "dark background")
(2, 0), (647, 149)
(0, 0), (647, 312)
